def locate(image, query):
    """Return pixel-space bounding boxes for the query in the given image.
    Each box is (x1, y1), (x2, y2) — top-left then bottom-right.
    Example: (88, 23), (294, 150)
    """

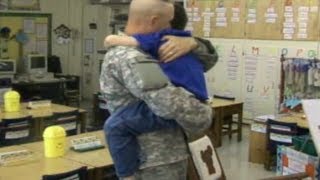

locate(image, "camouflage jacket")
(100, 46), (213, 169)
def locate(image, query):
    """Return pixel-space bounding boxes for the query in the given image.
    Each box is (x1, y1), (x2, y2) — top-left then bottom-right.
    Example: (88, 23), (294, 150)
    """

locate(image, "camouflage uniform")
(100, 42), (217, 179)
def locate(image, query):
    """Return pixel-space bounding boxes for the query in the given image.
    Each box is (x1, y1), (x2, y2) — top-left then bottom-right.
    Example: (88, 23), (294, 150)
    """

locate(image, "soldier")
(100, 0), (216, 179)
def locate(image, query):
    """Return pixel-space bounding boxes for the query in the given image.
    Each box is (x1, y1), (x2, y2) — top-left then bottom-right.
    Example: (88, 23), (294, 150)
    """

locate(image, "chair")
(264, 119), (297, 171)
(64, 76), (80, 107)
(55, 75), (80, 107)
(0, 116), (33, 146)
(90, 93), (110, 131)
(42, 166), (88, 180)
(53, 110), (80, 136)
(213, 95), (236, 139)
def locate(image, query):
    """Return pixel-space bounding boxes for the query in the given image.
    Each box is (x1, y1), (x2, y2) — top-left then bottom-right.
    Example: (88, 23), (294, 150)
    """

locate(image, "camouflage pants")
(121, 159), (188, 180)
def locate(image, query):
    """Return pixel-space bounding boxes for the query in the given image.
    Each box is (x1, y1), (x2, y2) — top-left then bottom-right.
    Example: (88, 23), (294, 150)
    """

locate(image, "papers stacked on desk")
(254, 114), (275, 123)
(0, 150), (34, 166)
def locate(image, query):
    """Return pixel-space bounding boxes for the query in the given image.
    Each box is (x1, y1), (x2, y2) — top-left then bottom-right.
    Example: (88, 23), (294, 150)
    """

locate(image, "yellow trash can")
(43, 126), (66, 158)
(4, 90), (20, 112)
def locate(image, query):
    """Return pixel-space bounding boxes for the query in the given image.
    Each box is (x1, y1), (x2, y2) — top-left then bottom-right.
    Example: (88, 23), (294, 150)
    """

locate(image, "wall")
(1, 0), (118, 99)
(205, 38), (319, 120)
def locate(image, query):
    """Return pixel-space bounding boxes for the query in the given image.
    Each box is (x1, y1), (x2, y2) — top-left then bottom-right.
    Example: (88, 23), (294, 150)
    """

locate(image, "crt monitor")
(0, 59), (16, 75)
(26, 54), (47, 74)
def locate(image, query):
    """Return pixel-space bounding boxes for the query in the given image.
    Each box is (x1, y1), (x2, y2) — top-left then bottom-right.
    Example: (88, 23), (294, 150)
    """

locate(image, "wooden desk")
(209, 99), (244, 147)
(248, 113), (308, 164)
(21, 130), (112, 179)
(0, 103), (87, 140)
(0, 145), (94, 180)
(278, 113), (308, 129)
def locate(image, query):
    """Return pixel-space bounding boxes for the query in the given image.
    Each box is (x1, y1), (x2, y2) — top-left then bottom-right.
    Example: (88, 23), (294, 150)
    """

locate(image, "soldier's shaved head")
(125, 0), (174, 35)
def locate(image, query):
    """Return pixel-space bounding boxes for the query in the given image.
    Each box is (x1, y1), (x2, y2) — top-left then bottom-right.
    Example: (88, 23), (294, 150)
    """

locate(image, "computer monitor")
(0, 59), (16, 75)
(25, 54), (47, 74)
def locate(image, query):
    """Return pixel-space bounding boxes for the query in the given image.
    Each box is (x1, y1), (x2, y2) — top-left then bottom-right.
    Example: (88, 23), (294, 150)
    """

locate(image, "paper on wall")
(36, 23), (48, 39)
(23, 19), (35, 33)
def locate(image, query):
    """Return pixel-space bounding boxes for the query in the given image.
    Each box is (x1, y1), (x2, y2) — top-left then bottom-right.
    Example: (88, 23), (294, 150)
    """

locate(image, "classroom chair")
(53, 110), (80, 136)
(0, 116), (33, 146)
(213, 95), (237, 139)
(264, 119), (297, 171)
(64, 76), (80, 107)
(42, 166), (88, 180)
(55, 75), (80, 107)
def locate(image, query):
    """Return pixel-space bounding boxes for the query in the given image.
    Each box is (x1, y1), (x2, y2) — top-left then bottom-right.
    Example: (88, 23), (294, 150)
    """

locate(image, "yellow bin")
(4, 90), (20, 112)
(43, 126), (66, 158)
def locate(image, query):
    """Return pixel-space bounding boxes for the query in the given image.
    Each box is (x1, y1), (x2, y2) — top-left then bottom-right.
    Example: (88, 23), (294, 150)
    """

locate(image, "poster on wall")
(8, 0), (40, 11)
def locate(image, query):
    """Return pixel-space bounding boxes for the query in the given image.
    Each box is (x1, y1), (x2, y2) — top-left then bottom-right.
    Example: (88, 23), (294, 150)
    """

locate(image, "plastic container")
(43, 126), (66, 158)
(4, 90), (20, 112)
(293, 135), (317, 157)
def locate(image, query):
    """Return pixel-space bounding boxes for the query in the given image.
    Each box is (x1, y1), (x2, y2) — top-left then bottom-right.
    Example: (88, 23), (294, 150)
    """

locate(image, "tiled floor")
(80, 100), (276, 180)
(217, 126), (276, 180)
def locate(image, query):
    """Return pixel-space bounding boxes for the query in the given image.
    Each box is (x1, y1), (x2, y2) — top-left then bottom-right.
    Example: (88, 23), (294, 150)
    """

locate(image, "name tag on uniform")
(188, 135), (222, 180)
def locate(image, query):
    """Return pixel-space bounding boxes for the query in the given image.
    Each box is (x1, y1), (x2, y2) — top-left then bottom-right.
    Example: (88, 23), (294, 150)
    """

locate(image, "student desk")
(278, 113), (308, 129)
(0, 145), (94, 180)
(248, 113), (308, 164)
(20, 130), (112, 179)
(209, 98), (244, 147)
(0, 103), (87, 140)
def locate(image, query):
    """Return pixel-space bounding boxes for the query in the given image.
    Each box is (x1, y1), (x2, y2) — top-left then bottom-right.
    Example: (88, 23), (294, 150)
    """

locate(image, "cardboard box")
(248, 122), (267, 164)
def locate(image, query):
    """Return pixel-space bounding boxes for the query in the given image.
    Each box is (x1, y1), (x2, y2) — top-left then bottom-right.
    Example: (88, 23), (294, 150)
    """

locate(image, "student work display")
(186, 0), (320, 41)
(206, 40), (319, 120)
(0, 13), (52, 60)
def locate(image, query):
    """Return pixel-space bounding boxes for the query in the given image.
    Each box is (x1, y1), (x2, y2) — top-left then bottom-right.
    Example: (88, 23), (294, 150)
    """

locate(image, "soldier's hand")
(158, 36), (198, 63)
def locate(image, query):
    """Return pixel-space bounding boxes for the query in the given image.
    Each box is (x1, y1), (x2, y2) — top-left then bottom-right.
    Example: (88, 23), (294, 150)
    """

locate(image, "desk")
(248, 113), (308, 164)
(21, 130), (112, 179)
(0, 145), (94, 180)
(278, 113), (308, 129)
(12, 79), (65, 104)
(0, 103), (87, 140)
(209, 98), (244, 147)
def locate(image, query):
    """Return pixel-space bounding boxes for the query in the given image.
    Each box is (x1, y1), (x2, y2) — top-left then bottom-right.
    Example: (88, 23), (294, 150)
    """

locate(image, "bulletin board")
(185, 0), (246, 39)
(282, 0), (320, 41)
(245, 0), (284, 40)
(185, 0), (320, 41)
(0, 13), (52, 61)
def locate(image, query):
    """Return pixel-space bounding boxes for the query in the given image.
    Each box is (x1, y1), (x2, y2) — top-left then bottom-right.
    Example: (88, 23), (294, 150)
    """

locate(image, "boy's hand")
(104, 35), (138, 48)
(159, 36), (198, 63)
(104, 35), (118, 48)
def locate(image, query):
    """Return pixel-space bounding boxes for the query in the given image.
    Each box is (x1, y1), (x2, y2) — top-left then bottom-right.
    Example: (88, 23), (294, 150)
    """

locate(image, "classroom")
(0, 0), (319, 179)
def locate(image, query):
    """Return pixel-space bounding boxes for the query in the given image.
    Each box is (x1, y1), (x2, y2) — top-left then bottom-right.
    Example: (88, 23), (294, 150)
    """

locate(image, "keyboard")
(70, 136), (105, 152)
(27, 100), (52, 109)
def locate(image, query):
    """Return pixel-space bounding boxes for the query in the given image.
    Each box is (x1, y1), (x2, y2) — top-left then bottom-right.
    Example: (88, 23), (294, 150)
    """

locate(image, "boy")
(104, 3), (209, 177)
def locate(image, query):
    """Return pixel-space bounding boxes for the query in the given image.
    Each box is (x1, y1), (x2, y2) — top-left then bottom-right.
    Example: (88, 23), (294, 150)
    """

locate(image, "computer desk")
(12, 78), (66, 104)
